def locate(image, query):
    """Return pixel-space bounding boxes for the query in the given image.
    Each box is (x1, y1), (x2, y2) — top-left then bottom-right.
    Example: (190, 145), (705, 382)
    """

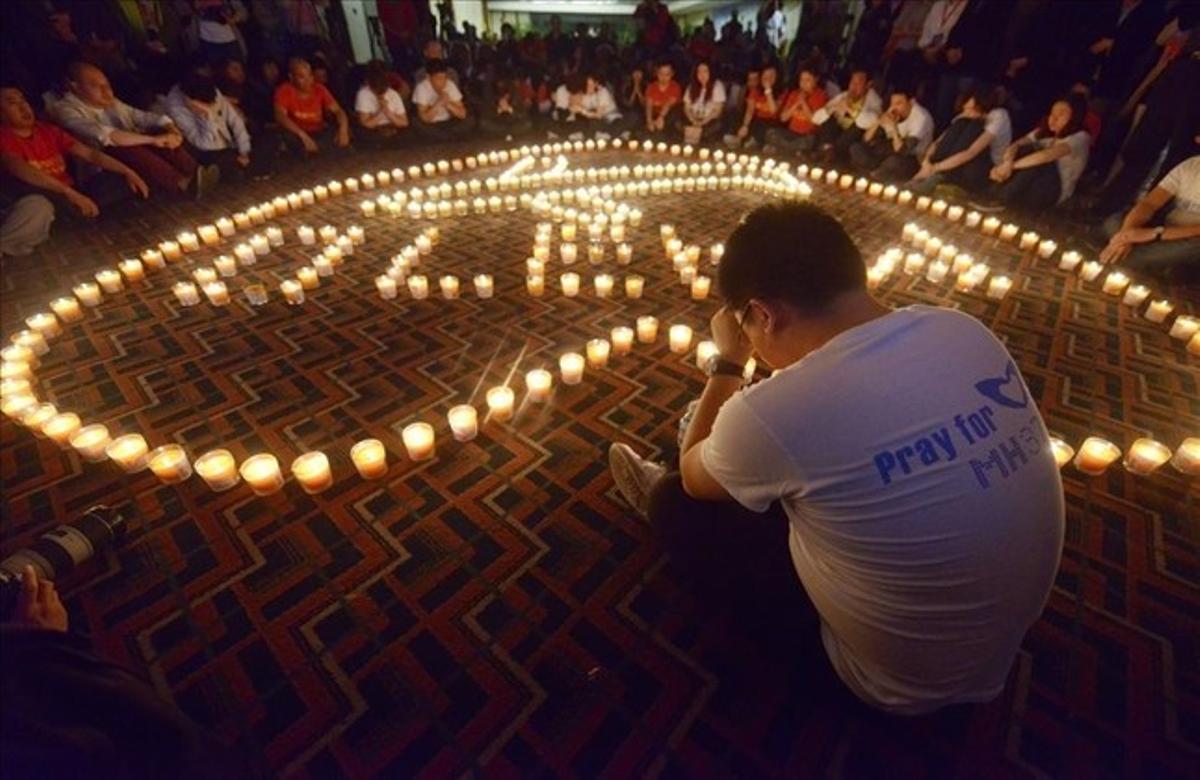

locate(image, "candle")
(318, 225), (338, 244)
(1079, 261), (1104, 282)
(982, 216), (1000, 235)
(624, 275), (645, 299)
(360, 200), (376, 217)
(69, 424), (110, 462)
(999, 223), (1019, 242)
(964, 210), (981, 228)
(588, 243), (605, 263)
(562, 222), (577, 241)
(526, 275), (545, 297)
(594, 274), (614, 298)
(297, 225), (316, 246)
(586, 338), (611, 368)
(1019, 231), (1039, 250)
(560, 272), (580, 297)
(926, 260), (949, 284)
(946, 205), (964, 222)
(173, 282), (200, 306)
(987, 276), (1013, 300)
(668, 324), (693, 354)
(1143, 299), (1172, 323)
(244, 284), (268, 306)
(1, 394), (35, 420)
(474, 274), (494, 299)
(213, 255), (238, 277)
(902, 223), (919, 242)
(118, 259), (145, 282)
(198, 224), (220, 246)
(347, 225), (365, 245)
(1048, 437), (1075, 468)
(140, 248), (165, 270)
(178, 231), (200, 252)
(376, 275), (398, 299)
(203, 281), (230, 305)
(1171, 437), (1200, 475)
(161, 240), (183, 261)
(240, 453), (284, 494)
(440, 275), (460, 299)
(350, 439), (388, 479)
(408, 275), (429, 299)
(26, 313), (61, 339)
(193, 267), (217, 285)
(1123, 437), (1172, 475)
(266, 226), (284, 247)
(216, 217), (235, 236)
(923, 237), (943, 258)
(895, 188), (910, 204)
(95, 269), (123, 293)
(1169, 315), (1198, 341)
(291, 451), (332, 494)
(1122, 285), (1149, 307)
(1190, 332), (1200, 356)
(904, 252), (926, 275)
(930, 199), (947, 216)
(665, 237), (683, 258)
(691, 275), (711, 300)
(20, 402), (57, 433)
(637, 316), (659, 343)
(1074, 436), (1121, 475)
(1037, 239), (1057, 259)
(916, 195), (932, 211)
(106, 433), (149, 472)
(559, 352), (585, 384)
(660, 224), (676, 242)
(313, 256), (334, 277)
(486, 386), (515, 422)
(297, 267), (320, 290)
(281, 280), (305, 304)
(42, 412), (81, 446)
(73, 283), (102, 307)
(51, 296), (83, 322)
(1101, 271), (1129, 295)
(695, 340), (719, 370)
(401, 422), (436, 460)
(1, 360), (31, 382)
(233, 213), (251, 230)
(1059, 250), (1082, 271)
(560, 243), (578, 264)
(250, 234), (270, 255)
(11, 330), (48, 356)
(525, 369), (553, 401)
(148, 444), (192, 484)
(610, 224), (626, 243)
(195, 449), (239, 490)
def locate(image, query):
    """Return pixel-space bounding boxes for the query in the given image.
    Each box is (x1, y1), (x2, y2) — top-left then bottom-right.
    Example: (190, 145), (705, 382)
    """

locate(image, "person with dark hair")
(910, 85), (1005, 193)
(354, 59), (409, 148)
(1098, 152), (1200, 273)
(619, 62), (648, 117)
(848, 86), (934, 181)
(811, 68), (882, 165)
(848, 0), (897, 73)
(681, 61), (726, 143)
(1, 85), (148, 252)
(215, 58), (248, 116)
(273, 57), (350, 156)
(244, 57), (282, 127)
(990, 93), (1090, 210)
(643, 61), (682, 137)
(411, 59), (470, 142)
(479, 74), (534, 141)
(609, 201), (1065, 717)
(764, 66), (828, 157)
(49, 62), (209, 198)
(724, 62), (781, 149)
(165, 69), (273, 179)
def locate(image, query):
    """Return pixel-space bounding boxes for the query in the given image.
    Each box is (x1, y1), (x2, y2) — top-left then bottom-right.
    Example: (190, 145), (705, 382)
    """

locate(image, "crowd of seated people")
(1, 0), (1196, 275)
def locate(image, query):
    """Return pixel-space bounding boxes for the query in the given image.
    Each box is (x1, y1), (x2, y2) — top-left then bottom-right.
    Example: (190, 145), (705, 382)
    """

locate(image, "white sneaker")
(609, 443), (667, 519)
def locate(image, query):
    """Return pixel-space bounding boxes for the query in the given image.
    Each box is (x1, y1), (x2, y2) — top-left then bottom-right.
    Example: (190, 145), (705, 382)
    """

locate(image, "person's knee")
(646, 472), (688, 529)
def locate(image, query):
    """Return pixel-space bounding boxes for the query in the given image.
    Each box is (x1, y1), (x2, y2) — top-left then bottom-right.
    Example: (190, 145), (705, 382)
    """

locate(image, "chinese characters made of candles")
(586, 338), (611, 368)
(291, 451), (333, 494)
(611, 327), (634, 355)
(195, 449), (240, 491)
(637, 316), (659, 343)
(240, 453), (284, 494)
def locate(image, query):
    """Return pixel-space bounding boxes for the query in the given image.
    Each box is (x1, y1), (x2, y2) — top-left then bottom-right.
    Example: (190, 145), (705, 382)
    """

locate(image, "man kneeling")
(610, 203), (1065, 715)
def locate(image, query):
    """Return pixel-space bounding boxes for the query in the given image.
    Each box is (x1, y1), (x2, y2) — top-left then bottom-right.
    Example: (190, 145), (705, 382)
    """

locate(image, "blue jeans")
(1102, 214), (1200, 273)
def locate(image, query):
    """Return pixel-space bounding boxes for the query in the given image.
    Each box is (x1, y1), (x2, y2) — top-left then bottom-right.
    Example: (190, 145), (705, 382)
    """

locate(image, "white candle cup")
(401, 422), (436, 461)
(2, 394), (36, 420)
(668, 324), (693, 354)
(594, 274), (614, 298)
(233, 243), (255, 265)
(916, 195), (932, 211)
(318, 225), (338, 244)
(964, 210), (981, 228)
(240, 453), (284, 494)
(173, 282), (201, 307)
(561, 222), (578, 242)
(351, 439), (388, 479)
(213, 255), (238, 277)
(624, 275), (645, 299)
(946, 205), (964, 222)
(250, 235), (270, 256)
(11, 330), (48, 355)
(695, 340), (719, 370)
(408, 275), (429, 299)
(1101, 271), (1129, 295)
(161, 240), (183, 261)
(1049, 437), (1075, 469)
(560, 273), (580, 297)
(1019, 231), (1039, 251)
(244, 284), (269, 306)
(141, 249), (165, 270)
(560, 243), (578, 264)
(895, 187), (910, 204)
(1073, 437), (1121, 476)
(73, 283), (102, 308)
(559, 352), (585, 385)
(926, 261), (950, 284)
(1079, 261), (1104, 282)
(525, 369), (553, 401)
(266, 226), (284, 247)
(216, 217), (235, 236)
(51, 296), (84, 322)
(999, 223), (1020, 242)
(69, 423), (111, 462)
(232, 213), (251, 230)
(291, 451), (332, 494)
(1143, 299), (1172, 323)
(198, 224), (220, 246)
(474, 274), (494, 299)
(930, 199), (947, 216)
(297, 225), (316, 246)
(1122, 438), (1172, 475)
(297, 267), (320, 290)
(313, 257), (334, 277)
(586, 338), (611, 368)
(203, 281), (230, 306)
(119, 259), (146, 282)
(42, 412), (81, 447)
(20, 402), (57, 433)
(1169, 315), (1198, 341)
(178, 231), (200, 252)
(982, 216), (1001, 235)
(691, 275), (711, 300)
(1, 361), (31, 382)
(347, 225), (365, 245)
(376, 275), (398, 299)
(1122, 285), (1150, 307)
(986, 276), (1013, 300)
(439, 275), (460, 299)
(195, 449), (240, 491)
(1171, 437), (1200, 475)
(1037, 239), (1058, 259)
(148, 444), (192, 484)
(26, 313), (61, 339)
(192, 267), (217, 286)
(587, 243), (605, 264)
(636, 316), (659, 343)
(611, 326), (634, 356)
(486, 386), (516, 423)
(526, 275), (545, 297)
(1059, 250), (1082, 271)
(106, 433), (149, 472)
(95, 269), (123, 294)
(281, 280), (305, 304)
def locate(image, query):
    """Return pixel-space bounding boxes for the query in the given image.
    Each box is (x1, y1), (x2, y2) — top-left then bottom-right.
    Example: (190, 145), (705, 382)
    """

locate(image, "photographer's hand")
(14, 566), (68, 632)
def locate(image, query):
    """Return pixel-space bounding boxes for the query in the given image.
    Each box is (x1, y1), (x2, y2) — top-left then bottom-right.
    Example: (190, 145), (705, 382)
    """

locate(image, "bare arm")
(933, 130), (993, 171)
(1012, 140), (1070, 169)
(444, 98), (467, 120)
(1120, 186), (1172, 230)
(0, 154), (76, 196)
(678, 376), (741, 501)
(274, 102), (310, 141)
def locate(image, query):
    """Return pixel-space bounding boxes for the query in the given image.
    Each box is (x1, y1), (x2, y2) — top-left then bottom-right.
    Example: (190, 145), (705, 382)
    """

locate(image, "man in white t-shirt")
(411, 60), (471, 142)
(1100, 153), (1200, 272)
(354, 62), (409, 148)
(849, 87), (934, 182)
(609, 203), (1065, 715)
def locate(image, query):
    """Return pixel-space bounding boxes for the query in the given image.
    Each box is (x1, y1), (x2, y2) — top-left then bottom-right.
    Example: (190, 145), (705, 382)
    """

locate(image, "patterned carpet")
(1, 140), (1197, 779)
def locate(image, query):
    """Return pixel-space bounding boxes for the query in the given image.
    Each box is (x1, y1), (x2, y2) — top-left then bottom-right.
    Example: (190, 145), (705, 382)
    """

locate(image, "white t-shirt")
(683, 81), (727, 123)
(984, 108), (1012, 165)
(581, 86), (620, 120)
(355, 86), (406, 125)
(411, 78), (463, 123)
(701, 306), (1065, 715)
(1158, 155), (1200, 226)
(897, 101), (935, 157)
(1026, 129), (1089, 202)
(813, 88), (882, 130)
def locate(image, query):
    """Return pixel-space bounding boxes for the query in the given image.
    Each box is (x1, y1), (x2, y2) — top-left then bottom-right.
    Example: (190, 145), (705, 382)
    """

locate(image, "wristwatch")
(705, 355), (745, 379)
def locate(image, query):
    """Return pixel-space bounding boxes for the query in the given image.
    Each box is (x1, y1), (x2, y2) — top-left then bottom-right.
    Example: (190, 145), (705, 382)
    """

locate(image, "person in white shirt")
(609, 202), (1065, 716)
(813, 68), (882, 165)
(682, 61), (726, 143)
(164, 70), (275, 179)
(1099, 153), (1200, 273)
(849, 87), (934, 181)
(354, 60), (409, 148)
(990, 93), (1089, 211)
(910, 85), (1004, 194)
(411, 60), (470, 142)
(551, 73), (622, 138)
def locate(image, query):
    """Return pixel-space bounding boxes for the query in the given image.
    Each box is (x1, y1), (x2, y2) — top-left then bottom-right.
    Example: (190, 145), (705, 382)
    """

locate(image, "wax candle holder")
(195, 449), (240, 491)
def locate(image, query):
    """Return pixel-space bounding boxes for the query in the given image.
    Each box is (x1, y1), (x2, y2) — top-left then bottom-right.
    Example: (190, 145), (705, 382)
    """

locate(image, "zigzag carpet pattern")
(1, 142), (1197, 778)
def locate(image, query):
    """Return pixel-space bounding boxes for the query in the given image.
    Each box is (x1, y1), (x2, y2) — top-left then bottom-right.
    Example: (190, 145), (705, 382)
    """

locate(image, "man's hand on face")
(711, 306), (754, 365)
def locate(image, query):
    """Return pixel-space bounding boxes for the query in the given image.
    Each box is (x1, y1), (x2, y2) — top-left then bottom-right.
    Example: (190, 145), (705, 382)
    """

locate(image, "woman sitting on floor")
(988, 93), (1089, 212)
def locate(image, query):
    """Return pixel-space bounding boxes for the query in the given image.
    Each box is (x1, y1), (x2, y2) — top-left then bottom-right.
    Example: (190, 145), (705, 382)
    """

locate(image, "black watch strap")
(706, 356), (745, 379)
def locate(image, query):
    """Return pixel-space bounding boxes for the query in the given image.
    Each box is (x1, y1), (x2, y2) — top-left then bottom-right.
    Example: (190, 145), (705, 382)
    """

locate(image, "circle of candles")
(559, 352), (585, 384)
(291, 451), (332, 494)
(1073, 436), (1121, 475)
(11, 330), (48, 355)
(401, 422), (436, 461)
(72, 283), (102, 307)
(2, 394), (36, 419)
(195, 449), (240, 491)
(118, 259), (145, 282)
(1143, 299), (1172, 323)
(69, 423), (111, 462)
(1122, 438), (1172, 475)
(3, 344), (35, 368)
(474, 274), (494, 299)
(281, 280), (305, 305)
(636, 316), (659, 343)
(668, 324), (694, 354)
(1, 360), (31, 382)
(1171, 437), (1200, 475)
(440, 275), (460, 299)
(350, 439), (388, 479)
(586, 338), (611, 368)
(611, 326), (634, 355)
(106, 433), (149, 472)
(486, 386), (515, 422)
(525, 369), (553, 401)
(1019, 231), (1039, 250)
(42, 412), (81, 446)
(1168, 315), (1198, 341)
(148, 444), (192, 483)
(25, 313), (60, 338)
(240, 453), (284, 494)
(1048, 437), (1075, 468)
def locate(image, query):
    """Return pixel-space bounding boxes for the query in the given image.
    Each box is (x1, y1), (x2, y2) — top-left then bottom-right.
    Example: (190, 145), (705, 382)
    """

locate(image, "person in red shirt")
(274, 58), (351, 156)
(1, 84), (148, 254)
(644, 62), (682, 137)
(765, 67), (829, 157)
(725, 63), (781, 149)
